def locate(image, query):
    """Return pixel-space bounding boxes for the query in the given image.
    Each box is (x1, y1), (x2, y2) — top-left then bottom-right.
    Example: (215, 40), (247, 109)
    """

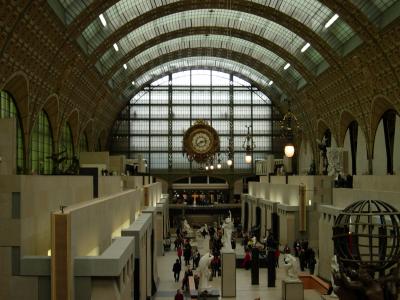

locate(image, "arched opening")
(59, 121), (74, 170)
(29, 110), (53, 174)
(96, 137), (102, 151)
(373, 109), (399, 175)
(79, 132), (89, 153)
(343, 121), (358, 175)
(110, 69), (278, 171)
(0, 90), (25, 173)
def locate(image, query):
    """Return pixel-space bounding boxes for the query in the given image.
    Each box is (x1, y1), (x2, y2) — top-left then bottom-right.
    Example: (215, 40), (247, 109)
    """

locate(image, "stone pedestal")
(221, 250), (236, 297)
(282, 279), (303, 300)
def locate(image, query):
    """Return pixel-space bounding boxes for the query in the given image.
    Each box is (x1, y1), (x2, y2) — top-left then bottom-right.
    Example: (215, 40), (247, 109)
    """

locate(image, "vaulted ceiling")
(1, 0), (400, 150)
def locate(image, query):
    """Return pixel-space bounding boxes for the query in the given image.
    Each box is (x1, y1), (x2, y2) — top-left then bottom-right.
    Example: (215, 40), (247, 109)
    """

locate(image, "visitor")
(181, 266), (193, 290)
(183, 240), (192, 266)
(308, 249), (317, 275)
(241, 249), (252, 270)
(177, 245), (183, 265)
(192, 250), (201, 269)
(172, 259), (181, 282)
(174, 289), (184, 300)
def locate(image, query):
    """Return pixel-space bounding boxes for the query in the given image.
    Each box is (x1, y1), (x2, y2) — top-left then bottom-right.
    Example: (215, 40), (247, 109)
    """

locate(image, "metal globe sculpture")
(332, 200), (400, 273)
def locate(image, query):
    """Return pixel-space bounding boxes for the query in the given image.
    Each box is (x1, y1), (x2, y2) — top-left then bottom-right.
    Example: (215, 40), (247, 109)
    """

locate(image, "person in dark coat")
(308, 249), (317, 275)
(173, 259), (182, 282)
(267, 250), (276, 287)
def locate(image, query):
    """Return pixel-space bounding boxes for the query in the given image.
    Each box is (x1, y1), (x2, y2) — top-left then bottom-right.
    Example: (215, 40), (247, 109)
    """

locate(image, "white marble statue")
(283, 254), (299, 281)
(222, 211), (234, 251)
(182, 219), (192, 235)
(327, 146), (345, 178)
(198, 253), (214, 291)
(330, 255), (339, 298)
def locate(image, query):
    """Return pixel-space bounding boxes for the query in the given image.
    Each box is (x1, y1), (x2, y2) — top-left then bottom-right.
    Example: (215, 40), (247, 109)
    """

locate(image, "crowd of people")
(171, 219), (318, 299)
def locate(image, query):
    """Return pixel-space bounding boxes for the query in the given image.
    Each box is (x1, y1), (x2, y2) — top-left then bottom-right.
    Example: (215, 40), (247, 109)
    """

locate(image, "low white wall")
(353, 175), (400, 192)
(270, 176), (286, 184)
(68, 189), (144, 258)
(270, 184), (299, 206)
(123, 176), (143, 190)
(248, 182), (270, 199)
(333, 188), (400, 210)
(20, 176), (93, 256)
(98, 176), (123, 198)
(80, 152), (110, 170)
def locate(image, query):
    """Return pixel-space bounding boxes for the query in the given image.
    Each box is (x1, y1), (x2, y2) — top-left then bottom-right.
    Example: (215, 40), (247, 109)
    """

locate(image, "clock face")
(191, 131), (212, 153)
(182, 120), (220, 163)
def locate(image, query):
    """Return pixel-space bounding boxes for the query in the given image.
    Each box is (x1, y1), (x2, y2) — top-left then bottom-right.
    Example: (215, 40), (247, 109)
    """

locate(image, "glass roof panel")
(58, 0), (93, 24)
(97, 9), (325, 76)
(110, 34), (304, 87)
(80, 0), (356, 55)
(124, 57), (279, 102)
(350, 0), (398, 25)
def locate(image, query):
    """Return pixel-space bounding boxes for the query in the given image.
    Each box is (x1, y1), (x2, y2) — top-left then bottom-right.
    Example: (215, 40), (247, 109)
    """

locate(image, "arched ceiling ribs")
(101, 28), (315, 83)
(115, 49), (297, 100)
(70, 0), (357, 60)
(108, 35), (305, 89)
(94, 9), (327, 76)
(323, 0), (379, 40)
(81, 1), (342, 68)
(125, 62), (283, 110)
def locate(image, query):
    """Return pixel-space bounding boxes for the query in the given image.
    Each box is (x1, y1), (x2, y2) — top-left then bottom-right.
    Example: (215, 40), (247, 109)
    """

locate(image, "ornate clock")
(182, 120), (220, 163)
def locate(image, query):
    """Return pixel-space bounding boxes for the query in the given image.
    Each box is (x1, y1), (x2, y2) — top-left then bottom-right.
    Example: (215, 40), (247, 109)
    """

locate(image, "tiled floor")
(153, 235), (322, 300)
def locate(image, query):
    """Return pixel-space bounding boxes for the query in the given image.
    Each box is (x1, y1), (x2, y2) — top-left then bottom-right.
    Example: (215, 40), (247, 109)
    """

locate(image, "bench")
(298, 273), (330, 295)
(188, 276), (197, 299)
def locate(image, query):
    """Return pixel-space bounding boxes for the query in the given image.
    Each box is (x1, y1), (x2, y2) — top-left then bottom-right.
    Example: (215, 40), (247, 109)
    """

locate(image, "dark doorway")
(271, 213), (279, 242)
(255, 207), (262, 241)
(244, 202), (249, 231)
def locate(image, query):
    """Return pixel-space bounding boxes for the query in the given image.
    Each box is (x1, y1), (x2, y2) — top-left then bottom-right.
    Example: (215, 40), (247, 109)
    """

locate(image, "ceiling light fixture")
(325, 14), (339, 28)
(242, 125), (255, 164)
(284, 63), (291, 70)
(268, 80), (273, 86)
(99, 14), (107, 27)
(113, 43), (119, 52)
(301, 43), (311, 53)
(123, 64), (127, 70)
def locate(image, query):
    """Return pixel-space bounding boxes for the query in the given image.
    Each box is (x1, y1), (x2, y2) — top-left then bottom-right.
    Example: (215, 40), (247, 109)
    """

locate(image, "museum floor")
(153, 236), (321, 300)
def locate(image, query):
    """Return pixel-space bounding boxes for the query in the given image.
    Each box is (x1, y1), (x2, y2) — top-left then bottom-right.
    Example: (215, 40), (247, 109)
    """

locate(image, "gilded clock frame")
(182, 120), (220, 163)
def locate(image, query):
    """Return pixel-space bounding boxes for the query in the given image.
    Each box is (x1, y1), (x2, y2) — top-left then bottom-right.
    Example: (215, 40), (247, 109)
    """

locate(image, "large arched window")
(59, 122), (74, 169)
(30, 111), (53, 174)
(110, 70), (280, 171)
(79, 132), (89, 153)
(0, 90), (24, 173)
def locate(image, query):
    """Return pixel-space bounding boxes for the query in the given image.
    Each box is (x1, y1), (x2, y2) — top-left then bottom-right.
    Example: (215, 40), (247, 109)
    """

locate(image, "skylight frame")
(110, 34), (304, 88)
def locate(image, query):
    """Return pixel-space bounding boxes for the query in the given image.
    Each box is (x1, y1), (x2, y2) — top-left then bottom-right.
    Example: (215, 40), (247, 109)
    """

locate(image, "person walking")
(174, 289), (184, 300)
(177, 245), (183, 265)
(173, 259), (181, 282)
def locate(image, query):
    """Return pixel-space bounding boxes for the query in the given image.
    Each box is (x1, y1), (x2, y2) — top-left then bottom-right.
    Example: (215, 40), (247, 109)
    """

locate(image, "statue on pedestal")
(283, 254), (299, 281)
(182, 218), (193, 235)
(222, 211), (234, 252)
(198, 253), (214, 291)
